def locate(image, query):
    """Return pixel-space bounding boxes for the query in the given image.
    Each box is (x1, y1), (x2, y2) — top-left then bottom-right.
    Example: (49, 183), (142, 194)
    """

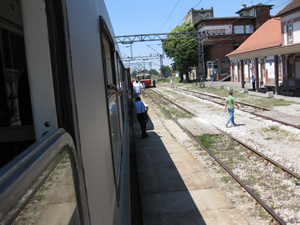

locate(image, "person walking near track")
(224, 91), (239, 127)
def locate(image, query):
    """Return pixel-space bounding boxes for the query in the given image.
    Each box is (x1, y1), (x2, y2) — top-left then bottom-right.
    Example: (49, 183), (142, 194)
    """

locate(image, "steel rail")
(171, 85), (269, 111)
(151, 88), (300, 180)
(147, 90), (286, 225)
(185, 88), (270, 111)
(213, 125), (300, 180)
(160, 84), (300, 129)
(149, 89), (192, 115)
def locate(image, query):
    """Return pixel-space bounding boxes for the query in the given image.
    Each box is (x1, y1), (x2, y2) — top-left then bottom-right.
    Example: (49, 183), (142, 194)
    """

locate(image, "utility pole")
(147, 44), (163, 76)
(197, 32), (205, 85)
(123, 41), (133, 58)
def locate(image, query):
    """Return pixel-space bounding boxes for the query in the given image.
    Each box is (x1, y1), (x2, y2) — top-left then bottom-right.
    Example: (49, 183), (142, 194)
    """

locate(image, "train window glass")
(108, 95), (122, 181)
(115, 52), (122, 91)
(100, 16), (123, 202)
(0, 27), (35, 168)
(102, 36), (114, 85)
(118, 61), (122, 90)
(2, 152), (78, 224)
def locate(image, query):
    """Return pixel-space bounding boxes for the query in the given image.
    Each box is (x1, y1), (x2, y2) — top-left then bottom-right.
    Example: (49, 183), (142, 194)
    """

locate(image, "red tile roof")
(226, 18), (281, 58)
(275, 0), (300, 17)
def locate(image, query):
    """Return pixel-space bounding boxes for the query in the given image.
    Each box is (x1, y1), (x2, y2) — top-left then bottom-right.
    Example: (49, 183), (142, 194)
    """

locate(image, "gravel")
(148, 86), (300, 225)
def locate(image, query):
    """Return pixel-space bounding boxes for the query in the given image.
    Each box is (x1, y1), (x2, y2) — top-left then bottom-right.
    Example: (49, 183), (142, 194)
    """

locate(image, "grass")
(34, 194), (45, 202)
(163, 80), (296, 109)
(259, 211), (269, 219)
(165, 108), (193, 119)
(195, 134), (216, 150)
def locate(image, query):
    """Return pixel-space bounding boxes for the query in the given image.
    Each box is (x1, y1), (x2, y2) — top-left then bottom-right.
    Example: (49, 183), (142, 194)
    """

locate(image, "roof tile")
(227, 18), (281, 57)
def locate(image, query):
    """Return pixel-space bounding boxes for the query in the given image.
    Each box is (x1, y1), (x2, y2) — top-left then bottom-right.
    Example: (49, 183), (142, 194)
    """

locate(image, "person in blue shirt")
(133, 97), (149, 139)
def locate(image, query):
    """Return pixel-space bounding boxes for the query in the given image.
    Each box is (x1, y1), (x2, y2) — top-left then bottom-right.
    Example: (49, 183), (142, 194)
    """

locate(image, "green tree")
(131, 70), (137, 77)
(149, 69), (159, 75)
(160, 65), (171, 75)
(163, 22), (198, 82)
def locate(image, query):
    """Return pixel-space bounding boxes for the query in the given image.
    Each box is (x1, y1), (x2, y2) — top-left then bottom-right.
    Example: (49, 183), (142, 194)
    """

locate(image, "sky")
(104, 0), (290, 72)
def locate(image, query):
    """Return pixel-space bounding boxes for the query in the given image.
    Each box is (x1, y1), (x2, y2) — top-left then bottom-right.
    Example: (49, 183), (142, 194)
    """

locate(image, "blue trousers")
(211, 77), (214, 88)
(226, 108), (236, 125)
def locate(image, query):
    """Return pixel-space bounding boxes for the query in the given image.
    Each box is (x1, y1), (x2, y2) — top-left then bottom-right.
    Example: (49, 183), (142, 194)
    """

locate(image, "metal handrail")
(0, 129), (89, 224)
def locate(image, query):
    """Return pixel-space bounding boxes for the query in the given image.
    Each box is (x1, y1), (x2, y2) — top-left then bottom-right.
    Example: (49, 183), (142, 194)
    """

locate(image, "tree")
(149, 69), (159, 75)
(160, 65), (171, 75)
(163, 22), (198, 82)
(131, 70), (137, 77)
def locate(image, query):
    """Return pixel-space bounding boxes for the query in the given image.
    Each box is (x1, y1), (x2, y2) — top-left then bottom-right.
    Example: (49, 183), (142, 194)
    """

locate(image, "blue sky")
(104, 0), (290, 72)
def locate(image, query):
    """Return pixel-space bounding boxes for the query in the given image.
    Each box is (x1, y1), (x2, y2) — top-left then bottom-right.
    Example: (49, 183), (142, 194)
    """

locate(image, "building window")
(219, 29), (225, 35)
(212, 29), (218, 35)
(245, 25), (253, 33)
(234, 25), (244, 34)
(288, 23), (293, 41)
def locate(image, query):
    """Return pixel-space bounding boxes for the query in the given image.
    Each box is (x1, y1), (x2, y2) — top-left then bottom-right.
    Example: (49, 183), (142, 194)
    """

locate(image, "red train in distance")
(135, 72), (152, 87)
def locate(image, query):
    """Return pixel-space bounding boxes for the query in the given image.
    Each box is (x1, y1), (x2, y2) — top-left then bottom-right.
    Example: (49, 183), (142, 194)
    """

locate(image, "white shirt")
(133, 82), (142, 93)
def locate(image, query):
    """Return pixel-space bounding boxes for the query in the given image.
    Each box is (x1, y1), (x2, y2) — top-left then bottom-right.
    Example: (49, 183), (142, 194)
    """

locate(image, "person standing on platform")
(170, 78), (173, 88)
(153, 79), (156, 87)
(251, 75), (256, 90)
(133, 80), (142, 100)
(224, 91), (239, 127)
(133, 97), (149, 139)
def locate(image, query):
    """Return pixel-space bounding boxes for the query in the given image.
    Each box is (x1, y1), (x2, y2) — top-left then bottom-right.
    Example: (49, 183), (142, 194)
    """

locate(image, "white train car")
(0, 0), (132, 224)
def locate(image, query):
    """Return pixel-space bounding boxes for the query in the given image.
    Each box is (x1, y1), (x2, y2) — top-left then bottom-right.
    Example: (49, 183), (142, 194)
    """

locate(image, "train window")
(115, 51), (122, 91)
(0, 26), (35, 168)
(102, 37), (114, 85)
(100, 16), (123, 202)
(1, 151), (79, 224)
(108, 95), (122, 175)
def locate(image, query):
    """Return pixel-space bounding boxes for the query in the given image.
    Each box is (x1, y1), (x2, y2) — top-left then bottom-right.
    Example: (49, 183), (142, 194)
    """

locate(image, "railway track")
(147, 88), (300, 225)
(158, 84), (300, 129)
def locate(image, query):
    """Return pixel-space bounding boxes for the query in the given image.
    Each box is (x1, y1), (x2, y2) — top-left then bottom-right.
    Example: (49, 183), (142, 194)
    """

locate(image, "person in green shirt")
(224, 91), (239, 127)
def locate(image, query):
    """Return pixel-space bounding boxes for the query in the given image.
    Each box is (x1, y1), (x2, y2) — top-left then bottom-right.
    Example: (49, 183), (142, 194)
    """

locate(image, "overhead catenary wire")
(158, 0), (180, 33)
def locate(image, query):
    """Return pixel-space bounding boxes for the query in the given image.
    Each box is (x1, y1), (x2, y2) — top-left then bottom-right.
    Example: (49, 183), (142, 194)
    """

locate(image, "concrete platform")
(133, 97), (247, 225)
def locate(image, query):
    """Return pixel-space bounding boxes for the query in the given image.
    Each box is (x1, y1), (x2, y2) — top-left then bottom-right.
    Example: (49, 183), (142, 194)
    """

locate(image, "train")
(0, 0), (132, 224)
(135, 73), (152, 87)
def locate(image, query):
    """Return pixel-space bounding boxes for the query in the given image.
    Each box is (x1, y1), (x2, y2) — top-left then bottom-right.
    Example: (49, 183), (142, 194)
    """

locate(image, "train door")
(0, 1), (87, 224)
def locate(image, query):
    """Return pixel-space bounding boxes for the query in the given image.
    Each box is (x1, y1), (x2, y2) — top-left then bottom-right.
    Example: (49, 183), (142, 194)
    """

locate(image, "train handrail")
(0, 128), (89, 224)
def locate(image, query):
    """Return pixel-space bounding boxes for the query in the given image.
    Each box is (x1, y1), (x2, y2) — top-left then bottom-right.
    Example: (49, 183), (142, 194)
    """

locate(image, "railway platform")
(132, 96), (248, 225)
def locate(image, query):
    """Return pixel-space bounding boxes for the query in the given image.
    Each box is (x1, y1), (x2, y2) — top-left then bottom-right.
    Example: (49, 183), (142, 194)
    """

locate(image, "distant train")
(135, 73), (152, 87)
(0, 0), (131, 224)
